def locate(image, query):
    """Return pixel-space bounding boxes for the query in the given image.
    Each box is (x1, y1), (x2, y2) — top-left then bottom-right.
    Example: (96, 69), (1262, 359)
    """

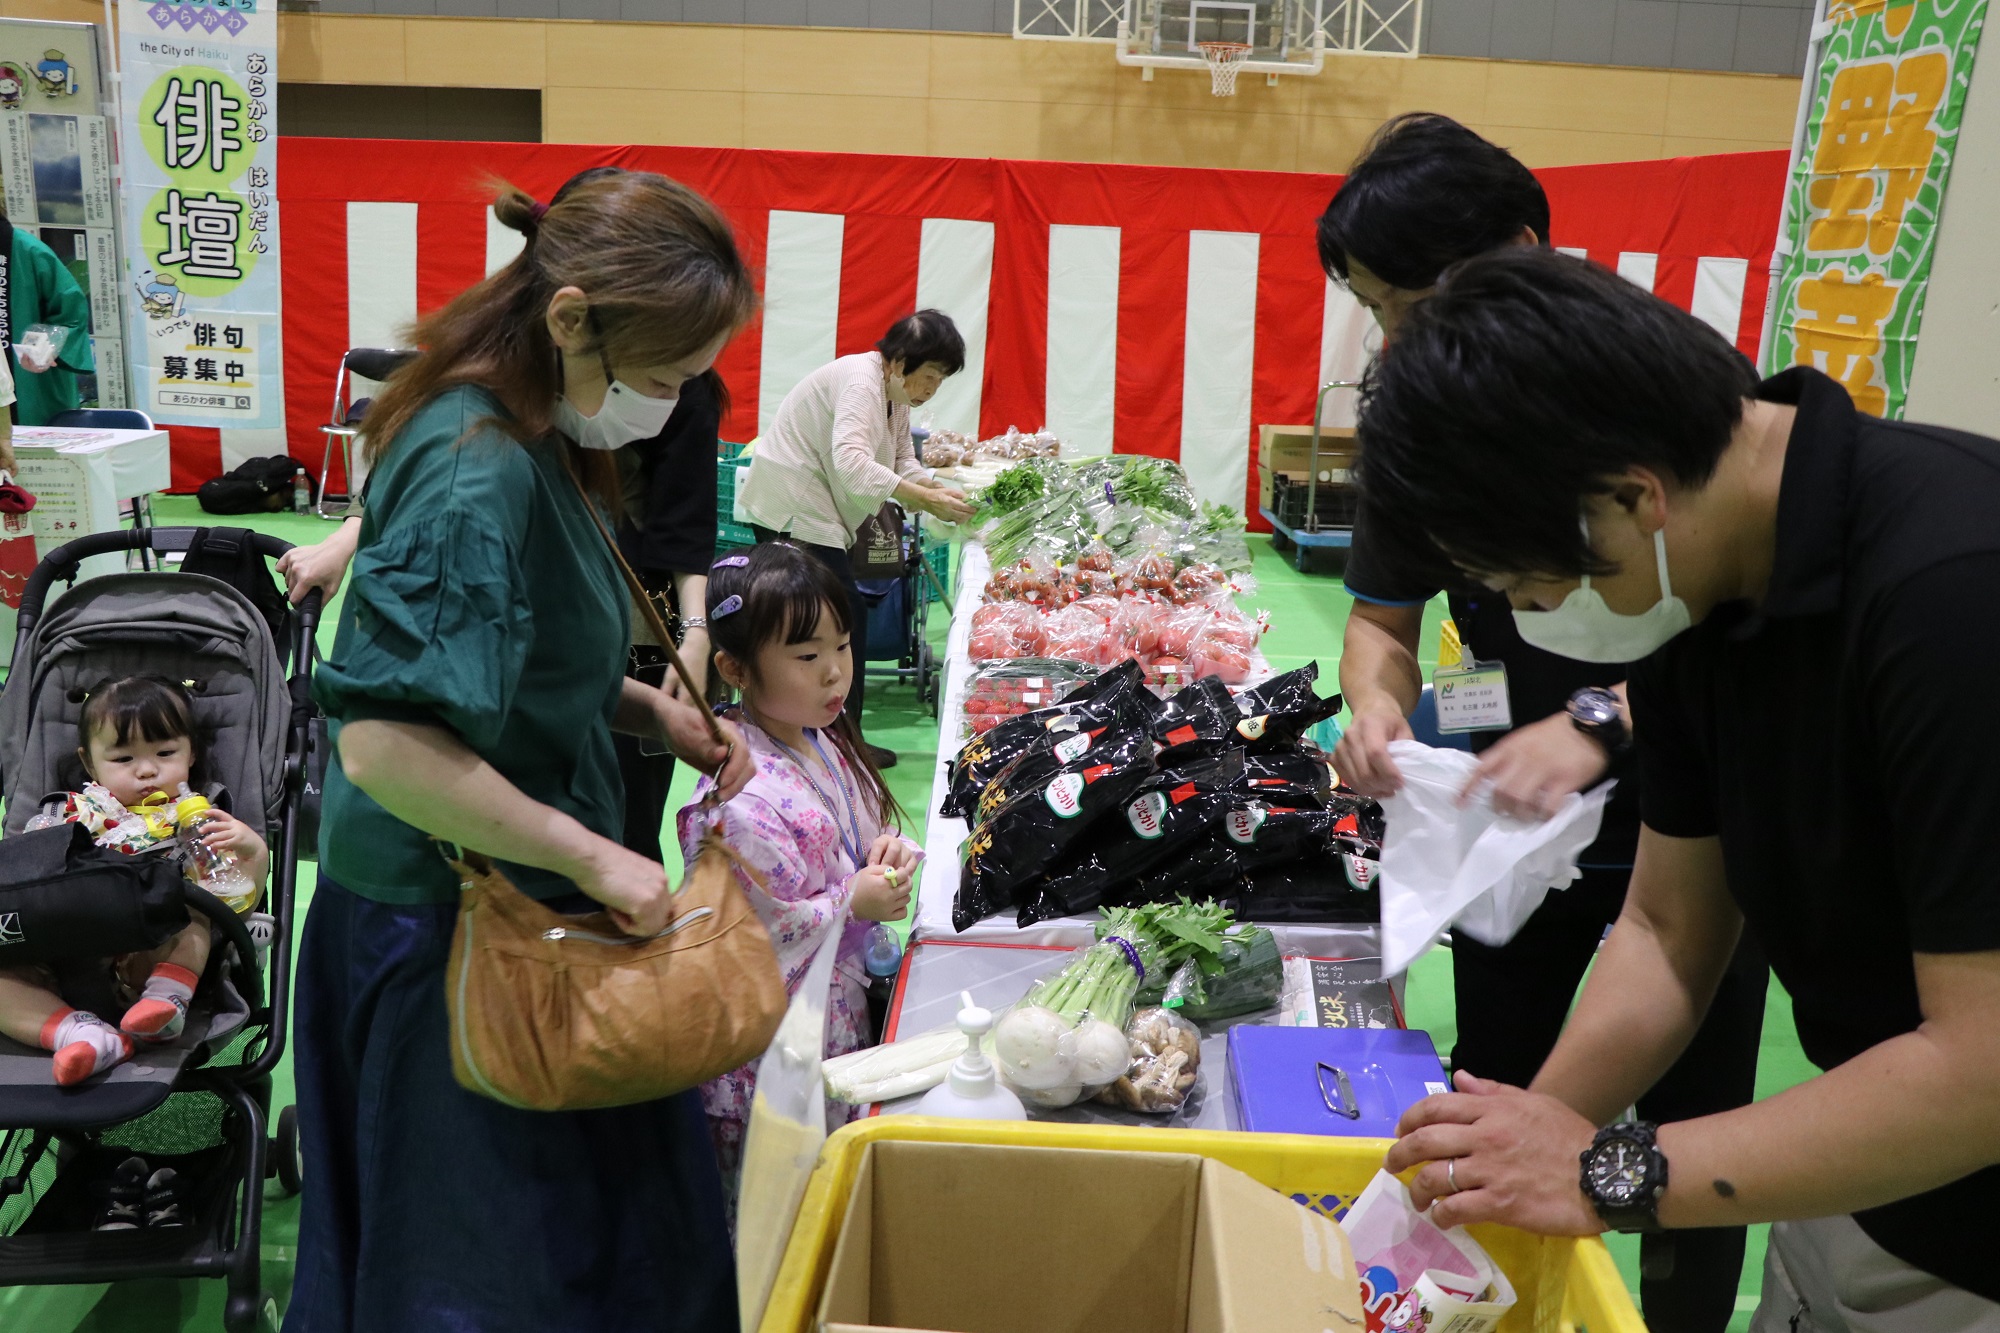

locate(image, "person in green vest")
(0, 207), (93, 424)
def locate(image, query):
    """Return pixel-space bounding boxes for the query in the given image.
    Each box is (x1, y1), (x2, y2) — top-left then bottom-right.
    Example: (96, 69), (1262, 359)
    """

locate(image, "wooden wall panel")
(0, 3), (1796, 166)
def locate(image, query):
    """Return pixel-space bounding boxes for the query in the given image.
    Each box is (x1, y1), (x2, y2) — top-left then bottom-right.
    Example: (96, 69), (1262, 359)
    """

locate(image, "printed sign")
(1765, 0), (1989, 418)
(118, 0), (281, 427)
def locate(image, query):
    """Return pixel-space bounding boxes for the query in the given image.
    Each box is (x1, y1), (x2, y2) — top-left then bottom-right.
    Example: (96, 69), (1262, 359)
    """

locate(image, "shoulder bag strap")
(561, 462), (730, 757)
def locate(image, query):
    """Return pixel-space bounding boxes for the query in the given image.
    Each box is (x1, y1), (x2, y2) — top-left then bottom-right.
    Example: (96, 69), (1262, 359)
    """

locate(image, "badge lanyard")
(771, 729), (867, 870)
(1432, 610), (1512, 734)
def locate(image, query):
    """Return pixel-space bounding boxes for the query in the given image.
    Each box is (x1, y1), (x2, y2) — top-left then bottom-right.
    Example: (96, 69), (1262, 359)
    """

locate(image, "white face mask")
(554, 379), (677, 451)
(1512, 527), (1691, 664)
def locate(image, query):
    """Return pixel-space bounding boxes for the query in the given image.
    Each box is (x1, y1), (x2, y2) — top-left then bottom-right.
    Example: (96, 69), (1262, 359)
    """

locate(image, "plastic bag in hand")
(1377, 740), (1611, 975)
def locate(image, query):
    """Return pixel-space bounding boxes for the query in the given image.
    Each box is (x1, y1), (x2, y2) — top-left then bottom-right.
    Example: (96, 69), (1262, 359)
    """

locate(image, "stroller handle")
(16, 526), (324, 639)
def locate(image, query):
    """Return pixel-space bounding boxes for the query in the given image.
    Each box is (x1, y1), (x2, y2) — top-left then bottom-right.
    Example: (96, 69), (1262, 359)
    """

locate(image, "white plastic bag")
(1343, 1171), (1517, 1333)
(734, 910), (847, 1333)
(1378, 740), (1611, 975)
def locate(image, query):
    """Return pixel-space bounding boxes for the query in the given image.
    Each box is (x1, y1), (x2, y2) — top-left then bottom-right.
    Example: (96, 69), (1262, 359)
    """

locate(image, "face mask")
(1512, 528), (1691, 663)
(555, 379), (677, 451)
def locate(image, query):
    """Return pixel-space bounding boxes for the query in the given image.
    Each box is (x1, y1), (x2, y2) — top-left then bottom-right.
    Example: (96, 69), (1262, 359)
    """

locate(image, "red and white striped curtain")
(169, 139), (1785, 529)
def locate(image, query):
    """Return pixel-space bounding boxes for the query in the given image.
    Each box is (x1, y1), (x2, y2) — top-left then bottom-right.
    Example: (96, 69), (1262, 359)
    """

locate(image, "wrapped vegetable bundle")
(992, 925), (1153, 1109)
(1151, 923), (1284, 1021)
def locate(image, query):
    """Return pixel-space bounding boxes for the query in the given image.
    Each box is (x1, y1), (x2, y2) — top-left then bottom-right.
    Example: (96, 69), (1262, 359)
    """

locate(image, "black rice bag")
(1221, 801), (1336, 871)
(1235, 853), (1381, 924)
(1237, 750), (1334, 806)
(971, 723), (1124, 828)
(1228, 664), (1342, 752)
(1149, 676), (1238, 748)
(1232, 663), (1328, 718)
(1118, 834), (1246, 906)
(940, 663), (1147, 818)
(1326, 789), (1387, 856)
(1023, 749), (1245, 924)
(954, 728), (1158, 930)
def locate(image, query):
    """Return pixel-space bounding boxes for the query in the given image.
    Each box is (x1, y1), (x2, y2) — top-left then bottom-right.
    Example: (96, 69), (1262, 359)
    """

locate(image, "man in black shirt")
(1324, 115), (1762, 1333)
(1373, 246), (2000, 1326)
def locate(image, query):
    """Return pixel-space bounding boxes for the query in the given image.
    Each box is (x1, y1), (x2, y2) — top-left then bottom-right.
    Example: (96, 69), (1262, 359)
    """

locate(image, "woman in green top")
(291, 173), (758, 1333)
(0, 211), (93, 424)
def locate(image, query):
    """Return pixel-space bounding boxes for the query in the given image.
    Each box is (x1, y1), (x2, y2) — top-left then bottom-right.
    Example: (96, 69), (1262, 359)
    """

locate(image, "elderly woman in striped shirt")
(738, 309), (975, 768)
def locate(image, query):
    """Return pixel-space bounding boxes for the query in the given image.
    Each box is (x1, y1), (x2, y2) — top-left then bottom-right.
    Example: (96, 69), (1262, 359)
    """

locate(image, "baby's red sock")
(121, 963), (198, 1043)
(41, 1008), (135, 1087)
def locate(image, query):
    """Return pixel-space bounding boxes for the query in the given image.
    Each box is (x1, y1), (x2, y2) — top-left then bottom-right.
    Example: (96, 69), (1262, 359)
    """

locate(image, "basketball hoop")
(1197, 40), (1252, 96)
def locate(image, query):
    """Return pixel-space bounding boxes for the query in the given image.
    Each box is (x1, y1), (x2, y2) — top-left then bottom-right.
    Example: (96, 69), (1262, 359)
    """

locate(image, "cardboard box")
(818, 1140), (1361, 1333)
(1260, 423), (1358, 473)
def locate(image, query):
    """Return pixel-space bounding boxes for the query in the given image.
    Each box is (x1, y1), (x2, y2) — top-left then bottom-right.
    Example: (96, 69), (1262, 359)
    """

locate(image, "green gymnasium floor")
(3, 498), (1814, 1331)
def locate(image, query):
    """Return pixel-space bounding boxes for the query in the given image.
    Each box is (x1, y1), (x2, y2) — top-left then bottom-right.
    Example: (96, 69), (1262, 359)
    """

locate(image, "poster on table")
(117, 0), (281, 429)
(0, 19), (122, 409)
(1765, 0), (1989, 418)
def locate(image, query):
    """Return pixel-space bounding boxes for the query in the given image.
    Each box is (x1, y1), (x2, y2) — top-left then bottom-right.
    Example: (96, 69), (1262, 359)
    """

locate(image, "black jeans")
(751, 525), (869, 734)
(1451, 865), (1768, 1333)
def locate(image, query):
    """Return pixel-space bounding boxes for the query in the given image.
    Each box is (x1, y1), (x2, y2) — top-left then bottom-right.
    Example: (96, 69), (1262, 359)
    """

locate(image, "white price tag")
(1433, 660), (1512, 734)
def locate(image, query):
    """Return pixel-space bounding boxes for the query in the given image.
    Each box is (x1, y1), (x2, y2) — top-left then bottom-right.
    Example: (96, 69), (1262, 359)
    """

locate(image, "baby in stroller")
(0, 676), (267, 1086)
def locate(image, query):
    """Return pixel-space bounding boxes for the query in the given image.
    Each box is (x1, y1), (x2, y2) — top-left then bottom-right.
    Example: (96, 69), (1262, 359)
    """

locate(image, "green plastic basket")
(717, 442), (755, 551)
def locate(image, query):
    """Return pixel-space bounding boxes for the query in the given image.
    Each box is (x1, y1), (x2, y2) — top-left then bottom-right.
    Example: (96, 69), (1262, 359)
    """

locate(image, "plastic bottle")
(861, 922), (904, 980)
(23, 811), (63, 831)
(916, 991), (1027, 1121)
(292, 467), (312, 514)
(173, 788), (257, 913)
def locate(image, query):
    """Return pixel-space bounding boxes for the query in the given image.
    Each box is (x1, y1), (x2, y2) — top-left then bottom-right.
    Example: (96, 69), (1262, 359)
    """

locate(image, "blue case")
(1227, 1026), (1450, 1137)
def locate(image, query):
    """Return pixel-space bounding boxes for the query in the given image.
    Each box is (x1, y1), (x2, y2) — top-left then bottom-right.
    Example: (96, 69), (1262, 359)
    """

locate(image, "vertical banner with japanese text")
(117, 0), (279, 428)
(1766, 0), (1988, 417)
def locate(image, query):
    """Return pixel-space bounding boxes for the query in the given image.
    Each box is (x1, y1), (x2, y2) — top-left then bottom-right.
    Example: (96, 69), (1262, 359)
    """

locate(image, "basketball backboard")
(1012, 0), (1421, 84)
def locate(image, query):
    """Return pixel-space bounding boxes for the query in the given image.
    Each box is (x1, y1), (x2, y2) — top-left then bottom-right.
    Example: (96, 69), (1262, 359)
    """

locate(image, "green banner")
(1765, 0), (1988, 417)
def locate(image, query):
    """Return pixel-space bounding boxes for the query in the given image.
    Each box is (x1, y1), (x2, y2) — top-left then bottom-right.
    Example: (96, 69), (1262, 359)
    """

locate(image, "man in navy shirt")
(1372, 246), (2000, 1329)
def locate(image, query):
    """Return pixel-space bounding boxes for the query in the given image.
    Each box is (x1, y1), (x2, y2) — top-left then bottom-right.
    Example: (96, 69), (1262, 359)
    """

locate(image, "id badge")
(1433, 660), (1512, 734)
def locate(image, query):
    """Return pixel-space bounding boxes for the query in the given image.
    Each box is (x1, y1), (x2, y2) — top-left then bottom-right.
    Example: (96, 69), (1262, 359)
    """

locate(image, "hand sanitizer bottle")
(915, 991), (1027, 1121)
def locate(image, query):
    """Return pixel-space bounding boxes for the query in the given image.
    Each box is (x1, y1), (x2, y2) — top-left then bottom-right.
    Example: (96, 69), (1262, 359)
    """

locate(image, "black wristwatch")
(1566, 686), (1631, 755)
(1579, 1121), (1668, 1233)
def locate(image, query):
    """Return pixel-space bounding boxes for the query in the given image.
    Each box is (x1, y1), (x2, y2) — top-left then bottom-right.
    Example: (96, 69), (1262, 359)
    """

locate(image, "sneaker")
(865, 744), (899, 770)
(93, 1156), (148, 1231)
(143, 1167), (185, 1229)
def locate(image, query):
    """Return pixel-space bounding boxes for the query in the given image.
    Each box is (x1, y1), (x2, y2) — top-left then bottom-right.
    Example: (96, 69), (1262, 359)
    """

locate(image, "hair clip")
(712, 594), (744, 619)
(712, 554), (750, 569)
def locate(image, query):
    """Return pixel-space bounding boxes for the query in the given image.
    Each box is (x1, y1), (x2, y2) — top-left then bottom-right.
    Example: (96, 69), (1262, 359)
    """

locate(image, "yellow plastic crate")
(759, 1117), (1645, 1333)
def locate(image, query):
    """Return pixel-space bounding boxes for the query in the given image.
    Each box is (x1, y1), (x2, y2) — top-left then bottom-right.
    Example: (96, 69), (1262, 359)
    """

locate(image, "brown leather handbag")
(442, 468), (787, 1111)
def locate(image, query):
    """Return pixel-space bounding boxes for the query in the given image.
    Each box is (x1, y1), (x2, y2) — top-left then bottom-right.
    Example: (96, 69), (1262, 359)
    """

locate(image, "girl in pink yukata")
(678, 541), (918, 1198)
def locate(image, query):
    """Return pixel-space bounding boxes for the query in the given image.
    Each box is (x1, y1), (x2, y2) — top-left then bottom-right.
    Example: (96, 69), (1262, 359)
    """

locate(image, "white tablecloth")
(913, 540), (1384, 961)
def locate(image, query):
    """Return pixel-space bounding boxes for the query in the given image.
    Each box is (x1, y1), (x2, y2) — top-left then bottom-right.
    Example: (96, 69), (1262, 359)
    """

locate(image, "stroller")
(859, 511), (950, 716)
(0, 526), (321, 1333)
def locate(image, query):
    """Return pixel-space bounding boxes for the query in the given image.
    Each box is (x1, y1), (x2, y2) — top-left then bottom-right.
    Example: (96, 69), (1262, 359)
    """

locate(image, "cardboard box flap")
(818, 1140), (1361, 1333)
(1189, 1159), (1362, 1332)
(833, 1141), (1201, 1333)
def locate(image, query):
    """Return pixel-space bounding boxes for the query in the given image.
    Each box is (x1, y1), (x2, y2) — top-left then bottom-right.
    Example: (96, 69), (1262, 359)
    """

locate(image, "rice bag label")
(1236, 715), (1270, 741)
(1226, 806), (1267, 843)
(1046, 773), (1086, 817)
(1054, 732), (1092, 763)
(1128, 791), (1168, 839)
(1047, 716), (1081, 734)
(1345, 854), (1377, 890)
